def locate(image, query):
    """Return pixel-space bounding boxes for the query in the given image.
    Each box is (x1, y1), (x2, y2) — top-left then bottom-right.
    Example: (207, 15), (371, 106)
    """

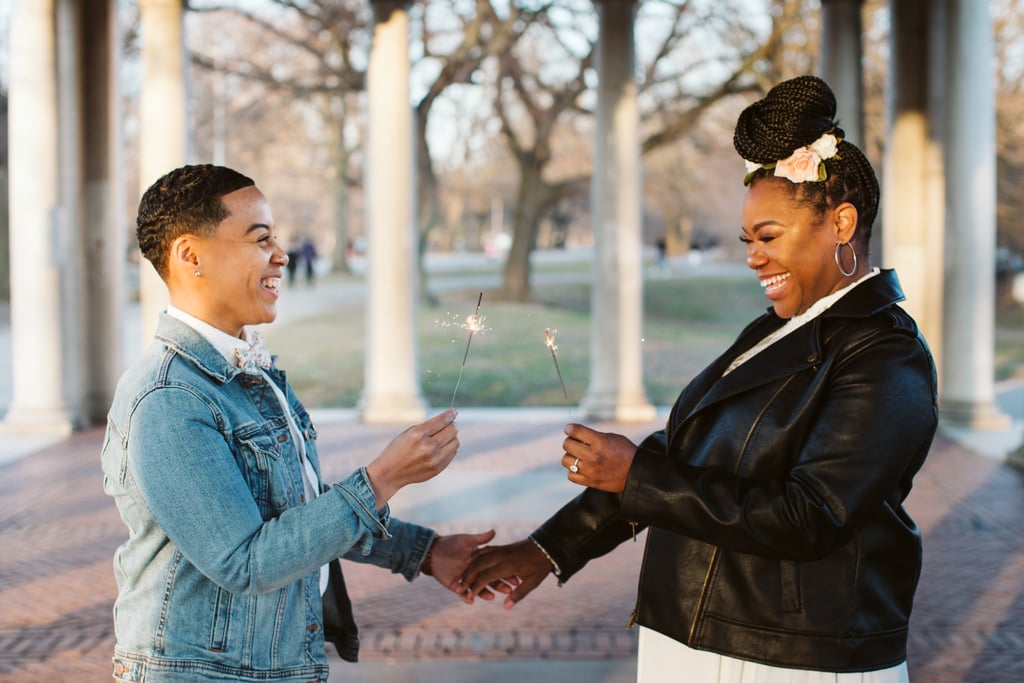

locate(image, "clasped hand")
(459, 423), (639, 609)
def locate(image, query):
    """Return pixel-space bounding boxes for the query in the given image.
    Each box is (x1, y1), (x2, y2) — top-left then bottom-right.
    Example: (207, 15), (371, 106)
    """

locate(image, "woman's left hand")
(426, 530), (497, 604)
(561, 424), (638, 493)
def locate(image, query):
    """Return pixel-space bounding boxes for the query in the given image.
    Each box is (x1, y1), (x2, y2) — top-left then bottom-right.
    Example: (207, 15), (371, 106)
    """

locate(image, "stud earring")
(194, 269), (202, 277)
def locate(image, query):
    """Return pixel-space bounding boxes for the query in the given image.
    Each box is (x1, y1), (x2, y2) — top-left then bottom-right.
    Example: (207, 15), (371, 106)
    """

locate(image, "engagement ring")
(569, 458), (580, 474)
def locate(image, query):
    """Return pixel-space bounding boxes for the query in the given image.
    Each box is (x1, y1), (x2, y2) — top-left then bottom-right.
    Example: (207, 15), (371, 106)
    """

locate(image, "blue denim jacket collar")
(155, 313), (246, 383)
(154, 312), (289, 388)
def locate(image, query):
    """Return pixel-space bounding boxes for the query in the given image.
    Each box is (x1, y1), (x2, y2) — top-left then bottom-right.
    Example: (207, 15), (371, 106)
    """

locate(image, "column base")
(939, 398), (1012, 430)
(580, 390), (658, 423)
(0, 405), (75, 437)
(1008, 442), (1024, 471)
(938, 397), (1023, 462)
(357, 391), (427, 425)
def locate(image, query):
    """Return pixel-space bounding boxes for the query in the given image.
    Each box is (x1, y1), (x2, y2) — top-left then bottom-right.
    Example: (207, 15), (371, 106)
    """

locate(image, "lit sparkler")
(449, 292), (485, 409)
(545, 328), (570, 406)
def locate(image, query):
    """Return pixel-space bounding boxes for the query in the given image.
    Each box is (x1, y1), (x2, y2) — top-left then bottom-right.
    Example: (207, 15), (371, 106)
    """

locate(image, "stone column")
(819, 0), (864, 146)
(78, 0), (124, 424)
(358, 1), (425, 423)
(581, 0), (655, 422)
(3, 0), (73, 434)
(882, 0), (945, 372)
(138, 0), (188, 346)
(940, 0), (1009, 429)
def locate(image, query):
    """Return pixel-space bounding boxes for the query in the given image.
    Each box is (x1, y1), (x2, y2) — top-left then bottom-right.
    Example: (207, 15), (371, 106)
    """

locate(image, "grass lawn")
(263, 269), (1023, 409)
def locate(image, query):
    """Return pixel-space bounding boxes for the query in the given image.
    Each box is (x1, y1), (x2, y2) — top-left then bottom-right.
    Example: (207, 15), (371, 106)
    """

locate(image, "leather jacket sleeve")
(530, 432), (665, 580)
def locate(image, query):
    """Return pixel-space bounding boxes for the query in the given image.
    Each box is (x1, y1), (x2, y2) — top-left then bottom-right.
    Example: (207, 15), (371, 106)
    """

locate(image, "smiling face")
(740, 177), (854, 319)
(174, 186), (287, 337)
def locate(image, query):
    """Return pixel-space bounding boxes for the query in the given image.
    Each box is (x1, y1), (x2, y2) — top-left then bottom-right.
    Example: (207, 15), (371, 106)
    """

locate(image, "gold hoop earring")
(834, 242), (857, 277)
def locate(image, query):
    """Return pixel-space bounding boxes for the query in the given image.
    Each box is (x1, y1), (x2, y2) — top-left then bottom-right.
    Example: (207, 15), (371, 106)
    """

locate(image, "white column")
(138, 0), (188, 347)
(55, 0), (85, 423)
(3, 0), (73, 434)
(581, 0), (655, 422)
(78, 0), (124, 424)
(882, 0), (945, 372)
(358, 1), (425, 423)
(819, 0), (864, 146)
(940, 0), (1009, 429)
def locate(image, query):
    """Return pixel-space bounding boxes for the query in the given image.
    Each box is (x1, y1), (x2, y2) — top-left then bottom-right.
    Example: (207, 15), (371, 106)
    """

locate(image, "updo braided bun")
(733, 75), (880, 242)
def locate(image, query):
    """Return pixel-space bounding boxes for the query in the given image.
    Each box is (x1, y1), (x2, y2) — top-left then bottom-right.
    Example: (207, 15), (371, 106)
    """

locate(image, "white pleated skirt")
(637, 627), (910, 683)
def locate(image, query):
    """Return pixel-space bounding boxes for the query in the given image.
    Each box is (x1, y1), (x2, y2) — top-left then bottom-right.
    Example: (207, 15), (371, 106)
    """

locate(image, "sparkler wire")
(545, 328), (570, 404)
(449, 292), (483, 409)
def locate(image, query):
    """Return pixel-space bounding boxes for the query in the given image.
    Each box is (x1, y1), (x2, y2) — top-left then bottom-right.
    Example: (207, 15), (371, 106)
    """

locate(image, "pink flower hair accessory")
(743, 131), (841, 186)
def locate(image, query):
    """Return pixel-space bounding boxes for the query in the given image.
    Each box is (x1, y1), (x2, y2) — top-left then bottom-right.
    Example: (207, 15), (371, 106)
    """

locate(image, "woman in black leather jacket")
(463, 76), (938, 681)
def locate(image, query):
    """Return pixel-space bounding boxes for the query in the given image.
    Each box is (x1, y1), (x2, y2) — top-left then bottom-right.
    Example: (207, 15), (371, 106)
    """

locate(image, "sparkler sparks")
(449, 292), (485, 409)
(545, 328), (570, 406)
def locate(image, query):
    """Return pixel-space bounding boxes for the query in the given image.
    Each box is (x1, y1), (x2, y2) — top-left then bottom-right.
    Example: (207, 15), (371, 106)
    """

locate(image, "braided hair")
(136, 164), (255, 279)
(733, 75), (879, 245)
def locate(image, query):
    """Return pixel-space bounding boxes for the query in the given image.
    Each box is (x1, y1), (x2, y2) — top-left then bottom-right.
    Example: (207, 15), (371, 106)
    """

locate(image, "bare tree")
(489, 3), (593, 301)
(411, 0), (548, 302)
(488, 0), (807, 301)
(188, 1), (369, 274)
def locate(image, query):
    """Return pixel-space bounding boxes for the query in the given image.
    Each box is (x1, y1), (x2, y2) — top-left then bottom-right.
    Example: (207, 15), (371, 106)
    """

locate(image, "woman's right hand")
(365, 409), (460, 508)
(462, 539), (553, 610)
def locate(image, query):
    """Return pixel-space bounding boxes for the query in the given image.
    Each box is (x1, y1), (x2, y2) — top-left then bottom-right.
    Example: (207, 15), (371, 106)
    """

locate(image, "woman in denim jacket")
(102, 164), (494, 683)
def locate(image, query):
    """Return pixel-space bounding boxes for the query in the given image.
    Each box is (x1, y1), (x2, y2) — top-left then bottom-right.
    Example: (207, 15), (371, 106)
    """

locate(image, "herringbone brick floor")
(1, 419), (1022, 682)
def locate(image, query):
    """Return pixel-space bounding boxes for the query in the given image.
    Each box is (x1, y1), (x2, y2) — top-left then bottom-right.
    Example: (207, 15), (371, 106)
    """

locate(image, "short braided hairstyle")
(136, 164), (255, 279)
(733, 75), (880, 246)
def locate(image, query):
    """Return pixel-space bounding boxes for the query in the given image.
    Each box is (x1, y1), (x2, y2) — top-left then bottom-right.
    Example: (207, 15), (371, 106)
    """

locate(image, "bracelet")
(528, 535), (562, 577)
(421, 535), (440, 576)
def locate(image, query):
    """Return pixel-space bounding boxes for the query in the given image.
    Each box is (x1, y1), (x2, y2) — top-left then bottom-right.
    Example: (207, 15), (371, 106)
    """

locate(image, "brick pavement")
(0, 418), (1022, 682)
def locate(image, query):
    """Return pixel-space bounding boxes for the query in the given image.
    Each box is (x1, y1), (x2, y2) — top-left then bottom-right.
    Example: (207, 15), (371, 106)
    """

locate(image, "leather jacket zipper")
(688, 547), (719, 643)
(626, 522), (651, 630)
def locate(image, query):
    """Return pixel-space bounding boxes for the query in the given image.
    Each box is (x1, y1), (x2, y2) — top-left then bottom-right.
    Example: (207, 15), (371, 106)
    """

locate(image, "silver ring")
(569, 458), (580, 474)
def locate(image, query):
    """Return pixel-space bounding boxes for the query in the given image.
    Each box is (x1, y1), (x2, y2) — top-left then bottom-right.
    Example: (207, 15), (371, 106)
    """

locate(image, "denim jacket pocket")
(208, 586), (233, 652)
(233, 423), (294, 519)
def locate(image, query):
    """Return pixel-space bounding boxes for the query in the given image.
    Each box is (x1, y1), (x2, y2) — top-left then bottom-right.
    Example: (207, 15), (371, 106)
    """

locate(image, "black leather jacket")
(532, 270), (938, 672)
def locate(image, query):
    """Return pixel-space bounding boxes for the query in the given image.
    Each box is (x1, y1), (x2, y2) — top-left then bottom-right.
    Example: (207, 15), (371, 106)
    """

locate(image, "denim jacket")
(101, 313), (435, 682)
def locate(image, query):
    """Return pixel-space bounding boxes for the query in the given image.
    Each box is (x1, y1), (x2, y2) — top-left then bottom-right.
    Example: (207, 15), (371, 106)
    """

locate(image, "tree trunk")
(500, 165), (543, 301)
(330, 170), (351, 275)
(415, 109), (441, 306)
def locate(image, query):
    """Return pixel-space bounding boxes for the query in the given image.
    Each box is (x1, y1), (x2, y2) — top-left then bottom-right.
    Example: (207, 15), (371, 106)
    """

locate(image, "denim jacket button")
(307, 623), (319, 632)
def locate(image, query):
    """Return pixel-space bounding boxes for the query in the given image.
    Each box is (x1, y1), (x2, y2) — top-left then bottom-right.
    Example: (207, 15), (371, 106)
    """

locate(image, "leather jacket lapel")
(695, 321), (823, 414)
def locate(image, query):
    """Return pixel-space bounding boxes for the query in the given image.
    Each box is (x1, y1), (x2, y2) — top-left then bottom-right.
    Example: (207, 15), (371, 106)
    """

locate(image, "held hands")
(399, 422), (636, 611)
(423, 530), (498, 604)
(365, 409), (460, 509)
(561, 423), (638, 493)
(461, 539), (552, 610)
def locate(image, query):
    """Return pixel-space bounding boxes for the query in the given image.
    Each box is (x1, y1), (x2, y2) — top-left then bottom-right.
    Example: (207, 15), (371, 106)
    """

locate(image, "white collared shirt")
(724, 268), (880, 376)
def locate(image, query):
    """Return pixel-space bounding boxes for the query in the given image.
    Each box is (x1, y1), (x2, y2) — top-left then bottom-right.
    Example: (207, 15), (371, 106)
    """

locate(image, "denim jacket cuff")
(332, 467), (392, 555)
